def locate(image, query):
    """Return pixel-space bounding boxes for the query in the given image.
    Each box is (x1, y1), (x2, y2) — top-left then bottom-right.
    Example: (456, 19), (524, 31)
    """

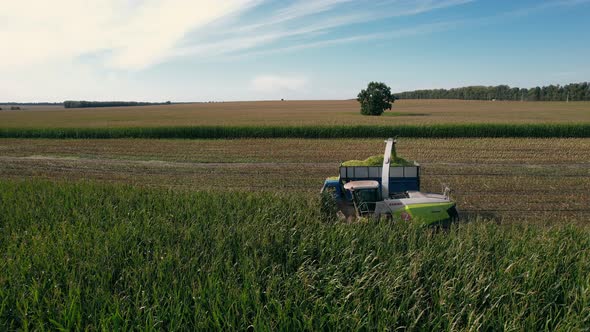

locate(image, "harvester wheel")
(448, 206), (460, 222)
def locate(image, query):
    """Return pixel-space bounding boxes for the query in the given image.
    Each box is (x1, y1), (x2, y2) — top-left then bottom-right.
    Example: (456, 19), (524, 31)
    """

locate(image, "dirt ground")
(1, 138), (589, 223)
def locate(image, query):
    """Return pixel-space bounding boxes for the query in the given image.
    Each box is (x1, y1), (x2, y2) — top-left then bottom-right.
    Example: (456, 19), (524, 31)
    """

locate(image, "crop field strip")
(1, 138), (589, 222)
(2, 123), (590, 139)
(2, 100), (590, 128)
(1, 138), (589, 163)
(2, 158), (588, 222)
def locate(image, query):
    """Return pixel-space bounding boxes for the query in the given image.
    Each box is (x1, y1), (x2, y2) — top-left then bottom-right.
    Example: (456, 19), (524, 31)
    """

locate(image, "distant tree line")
(64, 100), (172, 108)
(395, 82), (590, 101)
(0, 102), (63, 106)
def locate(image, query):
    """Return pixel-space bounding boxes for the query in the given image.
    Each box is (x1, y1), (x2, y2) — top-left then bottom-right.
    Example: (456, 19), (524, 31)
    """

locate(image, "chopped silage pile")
(341, 154), (412, 167)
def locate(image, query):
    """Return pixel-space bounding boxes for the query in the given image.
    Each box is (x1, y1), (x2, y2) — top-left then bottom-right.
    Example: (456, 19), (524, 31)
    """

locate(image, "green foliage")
(395, 82), (590, 101)
(1, 179), (589, 330)
(319, 191), (339, 222)
(1, 124), (590, 139)
(357, 82), (395, 116)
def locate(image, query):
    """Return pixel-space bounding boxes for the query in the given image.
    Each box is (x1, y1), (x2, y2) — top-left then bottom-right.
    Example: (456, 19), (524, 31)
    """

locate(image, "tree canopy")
(357, 82), (395, 116)
(394, 82), (590, 101)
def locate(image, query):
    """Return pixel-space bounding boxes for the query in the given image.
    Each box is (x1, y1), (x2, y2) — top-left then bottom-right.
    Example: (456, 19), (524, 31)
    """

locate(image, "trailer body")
(322, 165), (420, 202)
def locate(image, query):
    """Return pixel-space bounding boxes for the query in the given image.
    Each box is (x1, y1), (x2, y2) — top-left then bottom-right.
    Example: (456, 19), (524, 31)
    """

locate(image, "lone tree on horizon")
(357, 82), (395, 116)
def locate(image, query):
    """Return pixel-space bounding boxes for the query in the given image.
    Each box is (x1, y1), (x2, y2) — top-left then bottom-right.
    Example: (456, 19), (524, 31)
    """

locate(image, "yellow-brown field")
(1, 99), (589, 128)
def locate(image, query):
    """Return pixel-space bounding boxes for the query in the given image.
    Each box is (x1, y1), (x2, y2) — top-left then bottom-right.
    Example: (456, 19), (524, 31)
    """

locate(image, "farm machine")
(321, 138), (458, 225)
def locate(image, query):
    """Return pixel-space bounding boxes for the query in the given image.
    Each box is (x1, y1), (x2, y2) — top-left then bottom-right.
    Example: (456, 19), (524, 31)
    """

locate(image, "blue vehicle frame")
(321, 165), (421, 202)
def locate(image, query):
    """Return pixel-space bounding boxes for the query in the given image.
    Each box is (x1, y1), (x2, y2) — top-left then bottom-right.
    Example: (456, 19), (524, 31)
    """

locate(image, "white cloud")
(498, 0), (590, 18)
(250, 75), (308, 93)
(235, 0), (355, 32)
(232, 21), (459, 60)
(0, 0), (257, 70)
(175, 0), (474, 60)
(0, 0), (475, 72)
(2, 0), (588, 75)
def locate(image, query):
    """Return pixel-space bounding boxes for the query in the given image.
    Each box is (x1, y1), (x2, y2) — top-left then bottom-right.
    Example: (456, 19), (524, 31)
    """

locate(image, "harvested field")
(1, 138), (589, 222)
(1, 137), (589, 164)
(1, 100), (589, 129)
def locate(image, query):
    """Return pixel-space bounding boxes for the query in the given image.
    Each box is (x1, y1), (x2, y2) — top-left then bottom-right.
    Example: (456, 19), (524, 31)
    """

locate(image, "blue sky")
(2, 0), (589, 102)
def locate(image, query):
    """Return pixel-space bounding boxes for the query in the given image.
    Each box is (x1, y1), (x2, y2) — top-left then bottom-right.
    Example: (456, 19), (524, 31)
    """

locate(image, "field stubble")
(1, 138), (589, 222)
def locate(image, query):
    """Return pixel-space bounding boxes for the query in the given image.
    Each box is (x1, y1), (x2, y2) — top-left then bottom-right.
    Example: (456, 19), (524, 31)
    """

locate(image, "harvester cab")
(322, 138), (459, 225)
(343, 180), (381, 216)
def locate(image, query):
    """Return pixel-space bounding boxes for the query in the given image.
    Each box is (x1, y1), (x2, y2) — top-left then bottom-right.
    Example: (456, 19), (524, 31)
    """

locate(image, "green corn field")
(1, 123), (590, 139)
(1, 179), (588, 330)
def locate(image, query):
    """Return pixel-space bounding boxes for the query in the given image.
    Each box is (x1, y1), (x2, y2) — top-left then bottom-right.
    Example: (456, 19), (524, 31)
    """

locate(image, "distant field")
(1, 100), (589, 128)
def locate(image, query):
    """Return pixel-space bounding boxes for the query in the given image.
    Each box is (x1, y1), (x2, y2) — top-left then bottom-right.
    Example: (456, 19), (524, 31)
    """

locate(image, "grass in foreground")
(1, 180), (589, 330)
